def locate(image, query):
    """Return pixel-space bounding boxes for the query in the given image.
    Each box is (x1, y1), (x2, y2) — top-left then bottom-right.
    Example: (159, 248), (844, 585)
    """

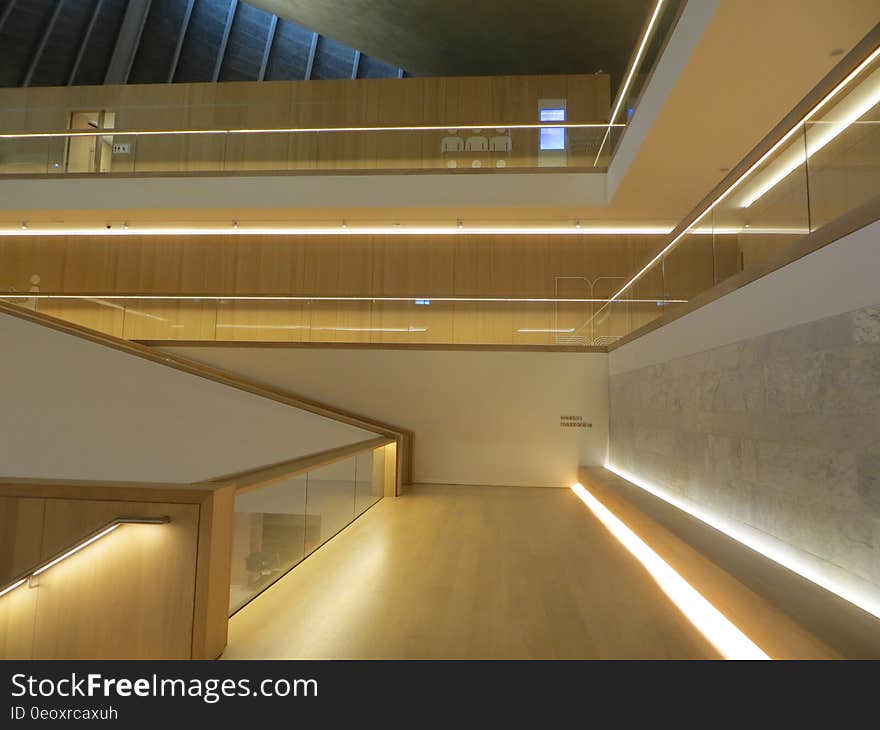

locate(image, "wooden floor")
(223, 484), (719, 659)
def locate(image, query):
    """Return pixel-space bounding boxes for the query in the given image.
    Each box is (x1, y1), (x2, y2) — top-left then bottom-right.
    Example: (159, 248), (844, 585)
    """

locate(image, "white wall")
(0, 170), (606, 214)
(0, 312), (376, 484)
(610, 218), (880, 375)
(163, 346), (610, 488)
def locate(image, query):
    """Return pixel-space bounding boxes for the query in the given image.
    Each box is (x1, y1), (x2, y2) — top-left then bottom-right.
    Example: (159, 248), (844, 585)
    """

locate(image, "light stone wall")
(608, 304), (880, 588)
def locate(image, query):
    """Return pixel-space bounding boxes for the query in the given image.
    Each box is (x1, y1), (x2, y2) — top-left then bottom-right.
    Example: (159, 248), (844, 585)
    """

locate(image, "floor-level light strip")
(604, 463), (880, 620)
(571, 483), (769, 660)
(593, 0), (667, 166)
(0, 516), (170, 600)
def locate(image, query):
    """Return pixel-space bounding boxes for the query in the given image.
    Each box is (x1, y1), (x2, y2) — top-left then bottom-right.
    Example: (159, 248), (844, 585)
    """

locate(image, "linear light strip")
(0, 516), (170, 600)
(604, 463), (880, 620)
(593, 0), (667, 165)
(571, 482), (769, 660)
(215, 324), (428, 332)
(594, 42), (880, 317)
(0, 579), (26, 599)
(740, 67), (880, 207)
(0, 122), (625, 140)
(32, 525), (120, 576)
(0, 225), (674, 237)
(3, 294), (688, 304)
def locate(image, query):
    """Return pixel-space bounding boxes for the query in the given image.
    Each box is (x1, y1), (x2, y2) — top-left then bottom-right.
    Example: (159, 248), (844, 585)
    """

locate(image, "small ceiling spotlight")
(575, 220), (582, 229)
(744, 223), (751, 229)
(232, 220), (239, 230)
(20, 222), (28, 230)
(122, 222), (129, 230)
(341, 220), (348, 229)
(457, 219), (464, 229)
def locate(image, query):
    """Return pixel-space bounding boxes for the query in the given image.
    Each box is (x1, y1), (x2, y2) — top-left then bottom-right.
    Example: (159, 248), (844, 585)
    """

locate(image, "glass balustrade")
(0, 294), (683, 348)
(229, 443), (389, 614)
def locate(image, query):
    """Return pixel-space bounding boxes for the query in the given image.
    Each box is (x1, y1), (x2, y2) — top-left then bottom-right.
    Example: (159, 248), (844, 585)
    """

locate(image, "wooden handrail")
(0, 299), (414, 491)
(203, 436), (393, 495)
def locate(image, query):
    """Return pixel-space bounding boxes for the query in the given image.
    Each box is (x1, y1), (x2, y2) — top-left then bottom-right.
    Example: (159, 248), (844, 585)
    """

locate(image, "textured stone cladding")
(609, 304), (880, 586)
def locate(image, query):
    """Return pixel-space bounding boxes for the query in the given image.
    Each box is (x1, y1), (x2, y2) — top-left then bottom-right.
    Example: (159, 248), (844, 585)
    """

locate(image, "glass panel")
(806, 60), (880, 231)
(711, 123), (811, 276)
(304, 457), (357, 555)
(229, 473), (308, 613)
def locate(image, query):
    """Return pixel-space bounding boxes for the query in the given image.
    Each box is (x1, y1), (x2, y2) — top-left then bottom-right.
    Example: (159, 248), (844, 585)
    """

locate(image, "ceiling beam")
(67, 0), (104, 86)
(351, 49), (361, 79)
(258, 14), (278, 81)
(104, 0), (152, 85)
(167, 0), (195, 83)
(212, 0), (239, 82)
(22, 0), (65, 87)
(304, 31), (318, 80)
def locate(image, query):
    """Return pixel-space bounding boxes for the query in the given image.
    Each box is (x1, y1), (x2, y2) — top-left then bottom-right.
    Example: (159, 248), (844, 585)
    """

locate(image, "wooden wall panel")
(0, 497), (44, 585)
(0, 232), (697, 345)
(0, 74), (610, 174)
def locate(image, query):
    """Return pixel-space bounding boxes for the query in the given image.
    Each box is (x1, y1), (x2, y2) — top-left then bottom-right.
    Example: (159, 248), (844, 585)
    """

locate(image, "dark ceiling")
(248, 0), (667, 87)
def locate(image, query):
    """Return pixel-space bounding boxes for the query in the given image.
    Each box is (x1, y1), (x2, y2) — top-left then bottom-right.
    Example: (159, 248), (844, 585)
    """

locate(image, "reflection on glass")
(229, 474), (308, 614)
(228, 445), (388, 614)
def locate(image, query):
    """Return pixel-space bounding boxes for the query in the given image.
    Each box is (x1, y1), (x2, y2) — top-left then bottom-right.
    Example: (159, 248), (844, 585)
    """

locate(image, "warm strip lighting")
(0, 122), (625, 140)
(571, 482), (769, 660)
(594, 42), (880, 311)
(32, 524), (120, 576)
(0, 578), (26, 599)
(215, 323), (427, 333)
(516, 328), (576, 333)
(0, 224), (673, 237)
(3, 294), (689, 304)
(739, 66), (880, 208)
(604, 464), (880, 619)
(593, 0), (667, 165)
(0, 516), (170, 601)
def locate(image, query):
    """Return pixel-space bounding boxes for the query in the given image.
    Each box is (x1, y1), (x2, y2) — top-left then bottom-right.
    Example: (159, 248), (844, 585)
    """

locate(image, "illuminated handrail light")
(571, 482), (769, 660)
(0, 516), (170, 600)
(0, 122), (625, 140)
(593, 0), (667, 165)
(589, 41), (880, 320)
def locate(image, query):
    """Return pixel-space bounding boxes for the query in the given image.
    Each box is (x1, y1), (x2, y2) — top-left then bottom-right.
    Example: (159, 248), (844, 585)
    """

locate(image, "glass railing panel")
(228, 443), (390, 614)
(661, 232), (715, 303)
(0, 124), (615, 176)
(710, 123), (811, 276)
(304, 457), (358, 555)
(119, 298), (219, 341)
(805, 56), (880, 230)
(230, 472), (308, 614)
(215, 299), (307, 342)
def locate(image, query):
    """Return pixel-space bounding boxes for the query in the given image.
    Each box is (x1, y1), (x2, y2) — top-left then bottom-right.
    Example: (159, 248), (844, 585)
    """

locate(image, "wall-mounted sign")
(112, 143), (131, 155)
(560, 415), (591, 428)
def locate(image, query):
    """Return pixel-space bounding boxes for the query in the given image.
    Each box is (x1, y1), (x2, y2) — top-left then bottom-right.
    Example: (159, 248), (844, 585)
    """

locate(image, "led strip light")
(572, 482), (769, 659)
(591, 42), (880, 320)
(2, 294), (688, 304)
(0, 224), (674, 237)
(604, 464), (880, 620)
(593, 0), (668, 166)
(0, 516), (170, 600)
(0, 122), (624, 140)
